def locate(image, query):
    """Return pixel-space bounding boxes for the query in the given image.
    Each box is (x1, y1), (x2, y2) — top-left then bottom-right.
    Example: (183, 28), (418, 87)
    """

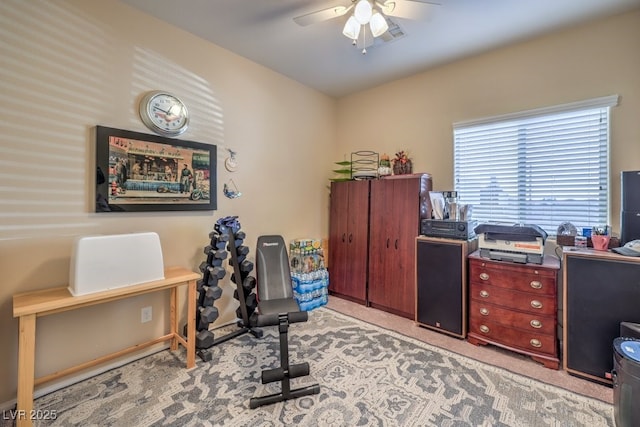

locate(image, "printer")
(474, 223), (547, 264)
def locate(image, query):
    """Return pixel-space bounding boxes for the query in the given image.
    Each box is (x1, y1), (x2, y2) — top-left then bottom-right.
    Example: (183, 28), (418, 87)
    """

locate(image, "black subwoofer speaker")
(621, 171), (640, 245)
(564, 252), (640, 383)
(416, 237), (476, 338)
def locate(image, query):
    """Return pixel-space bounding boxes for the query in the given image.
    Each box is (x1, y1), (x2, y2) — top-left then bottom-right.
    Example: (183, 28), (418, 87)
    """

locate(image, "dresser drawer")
(469, 299), (556, 335)
(469, 259), (556, 295)
(469, 282), (556, 315)
(469, 318), (557, 356)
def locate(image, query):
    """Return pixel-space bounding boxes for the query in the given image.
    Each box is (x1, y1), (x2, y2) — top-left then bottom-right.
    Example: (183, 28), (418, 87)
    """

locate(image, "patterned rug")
(33, 308), (613, 426)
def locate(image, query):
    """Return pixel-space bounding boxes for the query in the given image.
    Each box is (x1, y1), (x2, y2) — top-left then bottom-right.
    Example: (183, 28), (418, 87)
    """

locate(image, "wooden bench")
(12, 266), (200, 427)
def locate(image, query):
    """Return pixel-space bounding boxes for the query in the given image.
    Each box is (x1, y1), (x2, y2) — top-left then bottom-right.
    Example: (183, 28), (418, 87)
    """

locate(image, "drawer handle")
(479, 273), (489, 281)
(531, 300), (542, 309)
(480, 308), (489, 316)
(480, 290), (489, 298)
(530, 339), (542, 348)
(530, 280), (542, 289)
(479, 325), (490, 334)
(530, 319), (542, 329)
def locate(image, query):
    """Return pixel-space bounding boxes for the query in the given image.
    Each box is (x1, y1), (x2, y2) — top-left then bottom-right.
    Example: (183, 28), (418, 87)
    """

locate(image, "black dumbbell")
(204, 246), (228, 260)
(233, 287), (250, 301)
(237, 303), (257, 319)
(242, 276), (256, 293)
(230, 271), (249, 284)
(249, 312), (259, 328)
(228, 254), (247, 266)
(235, 231), (246, 240)
(245, 293), (258, 312)
(200, 285), (223, 306)
(239, 259), (254, 273)
(214, 222), (234, 235)
(196, 278), (207, 292)
(228, 238), (244, 249)
(212, 239), (227, 250)
(199, 261), (209, 273)
(199, 268), (224, 289)
(195, 329), (215, 349)
(205, 265), (226, 280)
(235, 305), (245, 319)
(197, 306), (219, 330)
(236, 245), (250, 256)
(209, 230), (229, 242)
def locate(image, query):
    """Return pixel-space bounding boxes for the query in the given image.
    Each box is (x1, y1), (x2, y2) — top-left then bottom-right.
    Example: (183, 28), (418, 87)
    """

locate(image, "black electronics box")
(421, 219), (477, 240)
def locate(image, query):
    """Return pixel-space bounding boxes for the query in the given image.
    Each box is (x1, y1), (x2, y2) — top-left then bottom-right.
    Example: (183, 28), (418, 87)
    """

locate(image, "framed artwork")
(95, 126), (217, 212)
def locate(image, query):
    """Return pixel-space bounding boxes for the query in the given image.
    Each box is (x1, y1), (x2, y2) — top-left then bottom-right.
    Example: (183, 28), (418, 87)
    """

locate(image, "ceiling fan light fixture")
(369, 12), (388, 37)
(378, 1), (396, 15)
(354, 0), (373, 25)
(342, 15), (361, 40)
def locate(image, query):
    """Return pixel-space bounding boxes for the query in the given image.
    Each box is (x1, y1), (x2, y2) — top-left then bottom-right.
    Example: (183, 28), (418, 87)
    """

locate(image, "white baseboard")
(0, 344), (169, 412)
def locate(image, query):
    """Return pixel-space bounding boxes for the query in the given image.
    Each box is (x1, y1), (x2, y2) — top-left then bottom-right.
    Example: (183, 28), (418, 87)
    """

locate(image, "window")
(453, 95), (618, 235)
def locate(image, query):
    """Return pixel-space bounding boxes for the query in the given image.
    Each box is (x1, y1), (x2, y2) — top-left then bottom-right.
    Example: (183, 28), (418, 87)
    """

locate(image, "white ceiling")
(120, 0), (640, 98)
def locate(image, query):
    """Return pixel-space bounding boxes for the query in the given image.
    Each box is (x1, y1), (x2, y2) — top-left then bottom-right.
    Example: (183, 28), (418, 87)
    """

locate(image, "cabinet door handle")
(479, 290), (489, 298)
(349, 233), (353, 243)
(530, 280), (542, 289)
(479, 273), (489, 281)
(480, 307), (489, 316)
(479, 325), (490, 334)
(394, 239), (398, 250)
(386, 238), (389, 248)
(530, 339), (542, 348)
(530, 300), (542, 309)
(530, 319), (542, 329)
(342, 233), (346, 243)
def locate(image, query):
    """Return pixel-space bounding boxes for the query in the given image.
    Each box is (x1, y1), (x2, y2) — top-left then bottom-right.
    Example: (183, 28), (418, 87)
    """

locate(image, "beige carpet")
(326, 297), (613, 404)
(30, 306), (613, 426)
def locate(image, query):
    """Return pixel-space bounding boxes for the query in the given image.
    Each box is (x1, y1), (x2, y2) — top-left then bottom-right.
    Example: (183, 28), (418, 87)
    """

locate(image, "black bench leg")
(250, 313), (320, 409)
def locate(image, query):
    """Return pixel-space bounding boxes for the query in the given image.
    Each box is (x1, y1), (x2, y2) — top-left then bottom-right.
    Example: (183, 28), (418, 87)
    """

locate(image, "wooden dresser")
(467, 251), (560, 369)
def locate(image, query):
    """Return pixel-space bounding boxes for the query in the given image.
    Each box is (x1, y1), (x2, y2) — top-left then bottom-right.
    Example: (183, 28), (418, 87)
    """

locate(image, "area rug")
(33, 307), (613, 426)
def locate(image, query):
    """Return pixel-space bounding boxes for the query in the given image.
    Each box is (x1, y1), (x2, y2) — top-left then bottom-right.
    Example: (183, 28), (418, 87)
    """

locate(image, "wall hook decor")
(225, 149), (238, 172)
(223, 179), (242, 199)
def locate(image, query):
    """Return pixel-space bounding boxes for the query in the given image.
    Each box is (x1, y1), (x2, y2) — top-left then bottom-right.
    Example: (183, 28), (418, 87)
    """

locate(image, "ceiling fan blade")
(378, 0), (439, 20)
(293, 5), (353, 27)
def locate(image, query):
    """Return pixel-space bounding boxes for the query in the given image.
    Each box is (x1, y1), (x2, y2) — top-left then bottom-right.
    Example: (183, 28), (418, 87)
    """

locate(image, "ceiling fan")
(293, 0), (440, 53)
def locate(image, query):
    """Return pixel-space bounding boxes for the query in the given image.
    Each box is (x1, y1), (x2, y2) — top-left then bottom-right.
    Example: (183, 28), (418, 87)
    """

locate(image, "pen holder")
(591, 235), (610, 251)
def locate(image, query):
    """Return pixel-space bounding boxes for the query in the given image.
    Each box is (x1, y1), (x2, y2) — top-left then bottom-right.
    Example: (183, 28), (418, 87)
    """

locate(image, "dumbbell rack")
(191, 218), (262, 362)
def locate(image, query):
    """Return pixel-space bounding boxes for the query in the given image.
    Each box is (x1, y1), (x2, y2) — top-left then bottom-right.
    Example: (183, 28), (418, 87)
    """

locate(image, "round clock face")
(139, 91), (189, 136)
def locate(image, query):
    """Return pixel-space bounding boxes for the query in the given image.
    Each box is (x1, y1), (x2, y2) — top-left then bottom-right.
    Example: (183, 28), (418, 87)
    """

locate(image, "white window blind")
(453, 96), (618, 235)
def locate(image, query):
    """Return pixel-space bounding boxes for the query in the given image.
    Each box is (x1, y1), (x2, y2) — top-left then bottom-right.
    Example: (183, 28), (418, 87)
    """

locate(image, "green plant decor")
(330, 160), (352, 182)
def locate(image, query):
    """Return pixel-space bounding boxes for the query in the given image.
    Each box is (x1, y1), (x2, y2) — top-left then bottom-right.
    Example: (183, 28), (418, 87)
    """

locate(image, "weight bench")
(249, 235), (320, 409)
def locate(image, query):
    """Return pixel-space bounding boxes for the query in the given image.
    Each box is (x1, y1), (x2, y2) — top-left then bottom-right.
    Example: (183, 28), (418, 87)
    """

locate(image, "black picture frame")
(95, 126), (217, 212)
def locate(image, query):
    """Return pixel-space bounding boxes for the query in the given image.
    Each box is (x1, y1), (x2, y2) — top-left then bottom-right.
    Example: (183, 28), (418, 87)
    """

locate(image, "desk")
(12, 266), (200, 427)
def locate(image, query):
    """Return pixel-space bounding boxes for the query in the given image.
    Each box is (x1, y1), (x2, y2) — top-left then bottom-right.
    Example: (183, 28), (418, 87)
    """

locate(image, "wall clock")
(139, 91), (189, 137)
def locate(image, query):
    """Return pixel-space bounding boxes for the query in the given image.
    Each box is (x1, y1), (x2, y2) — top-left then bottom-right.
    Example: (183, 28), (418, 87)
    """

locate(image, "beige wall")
(0, 0), (335, 404)
(337, 9), (640, 233)
(1, 0), (638, 406)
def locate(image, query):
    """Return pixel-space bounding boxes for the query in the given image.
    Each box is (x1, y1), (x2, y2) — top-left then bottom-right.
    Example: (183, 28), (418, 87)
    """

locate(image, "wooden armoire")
(328, 174), (432, 319)
(328, 179), (370, 304)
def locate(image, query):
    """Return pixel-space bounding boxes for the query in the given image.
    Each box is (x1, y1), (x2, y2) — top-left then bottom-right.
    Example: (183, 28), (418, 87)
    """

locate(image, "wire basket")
(351, 151), (379, 180)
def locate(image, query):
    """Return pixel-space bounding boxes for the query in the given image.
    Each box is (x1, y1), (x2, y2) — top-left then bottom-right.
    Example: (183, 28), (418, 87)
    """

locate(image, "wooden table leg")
(16, 314), (36, 427)
(170, 287), (178, 351)
(186, 279), (196, 368)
